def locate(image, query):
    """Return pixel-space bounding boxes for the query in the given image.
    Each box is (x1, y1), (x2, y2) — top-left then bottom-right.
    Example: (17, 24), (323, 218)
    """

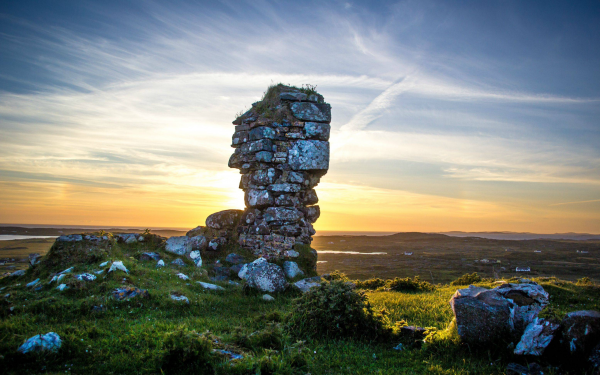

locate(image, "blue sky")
(0, 0), (599, 232)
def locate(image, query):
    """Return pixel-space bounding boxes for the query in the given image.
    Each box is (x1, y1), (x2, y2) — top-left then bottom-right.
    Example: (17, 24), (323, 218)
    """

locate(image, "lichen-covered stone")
(288, 140), (329, 171)
(206, 209), (243, 230)
(165, 236), (192, 255)
(245, 189), (273, 208)
(304, 122), (330, 140)
(238, 257), (288, 293)
(290, 102), (331, 122)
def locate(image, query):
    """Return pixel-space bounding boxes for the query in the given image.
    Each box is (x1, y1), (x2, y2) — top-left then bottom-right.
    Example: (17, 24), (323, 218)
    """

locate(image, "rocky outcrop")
(229, 85), (330, 260)
(449, 282), (549, 344)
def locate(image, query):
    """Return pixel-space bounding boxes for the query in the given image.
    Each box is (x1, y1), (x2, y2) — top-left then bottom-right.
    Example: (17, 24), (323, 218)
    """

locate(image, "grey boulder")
(449, 283), (549, 344)
(165, 236), (192, 255)
(283, 261), (304, 279)
(238, 257), (288, 293)
(206, 209), (243, 230)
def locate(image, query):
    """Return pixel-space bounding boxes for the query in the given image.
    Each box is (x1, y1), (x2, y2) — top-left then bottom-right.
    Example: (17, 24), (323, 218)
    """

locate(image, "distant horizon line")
(0, 223), (598, 236)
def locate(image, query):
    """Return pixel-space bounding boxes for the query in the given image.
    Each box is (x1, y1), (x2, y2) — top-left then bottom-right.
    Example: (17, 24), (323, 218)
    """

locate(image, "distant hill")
(439, 231), (600, 241)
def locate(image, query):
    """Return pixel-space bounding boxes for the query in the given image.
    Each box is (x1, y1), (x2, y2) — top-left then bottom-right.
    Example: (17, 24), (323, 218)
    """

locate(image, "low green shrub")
(161, 328), (214, 374)
(387, 276), (434, 292)
(356, 277), (386, 289)
(287, 280), (391, 341)
(450, 272), (482, 286)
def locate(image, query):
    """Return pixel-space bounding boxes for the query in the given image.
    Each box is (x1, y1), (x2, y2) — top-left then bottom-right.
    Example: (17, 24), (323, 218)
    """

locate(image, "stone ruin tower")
(228, 84), (330, 259)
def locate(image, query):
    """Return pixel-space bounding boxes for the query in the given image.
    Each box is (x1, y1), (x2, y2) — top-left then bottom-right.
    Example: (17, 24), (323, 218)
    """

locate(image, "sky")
(0, 0), (599, 233)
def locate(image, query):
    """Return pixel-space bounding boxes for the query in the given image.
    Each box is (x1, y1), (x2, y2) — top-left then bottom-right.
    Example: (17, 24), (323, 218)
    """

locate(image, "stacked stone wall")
(228, 85), (330, 259)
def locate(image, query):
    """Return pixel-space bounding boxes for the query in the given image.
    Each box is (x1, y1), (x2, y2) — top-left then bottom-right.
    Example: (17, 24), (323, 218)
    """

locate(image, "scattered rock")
(262, 294), (274, 301)
(293, 276), (321, 293)
(225, 253), (244, 264)
(49, 274), (66, 283)
(171, 258), (186, 267)
(10, 270), (25, 277)
(165, 236), (192, 255)
(283, 261), (304, 279)
(75, 273), (96, 281)
(558, 310), (600, 356)
(176, 273), (189, 281)
(392, 343), (404, 351)
(26, 279), (40, 288)
(238, 258), (288, 293)
(112, 286), (149, 300)
(140, 252), (161, 261)
(157, 260), (165, 267)
(108, 261), (129, 274)
(170, 294), (190, 303)
(514, 317), (560, 356)
(17, 332), (62, 354)
(197, 281), (225, 291)
(28, 253), (41, 266)
(56, 284), (68, 291)
(125, 236), (137, 244)
(449, 283), (549, 344)
(99, 261), (109, 268)
(208, 237), (226, 251)
(189, 250), (202, 267)
(94, 269), (104, 275)
(59, 267), (74, 274)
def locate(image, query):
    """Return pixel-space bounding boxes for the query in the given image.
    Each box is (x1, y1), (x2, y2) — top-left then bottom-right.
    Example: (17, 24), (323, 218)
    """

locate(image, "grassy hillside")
(1, 234), (599, 374)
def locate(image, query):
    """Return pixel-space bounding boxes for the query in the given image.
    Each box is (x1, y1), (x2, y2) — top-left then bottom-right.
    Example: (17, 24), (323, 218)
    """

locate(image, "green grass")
(1, 236), (600, 374)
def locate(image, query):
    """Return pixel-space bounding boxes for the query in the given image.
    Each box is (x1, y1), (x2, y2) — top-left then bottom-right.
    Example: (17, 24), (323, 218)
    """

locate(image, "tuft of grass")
(161, 328), (214, 374)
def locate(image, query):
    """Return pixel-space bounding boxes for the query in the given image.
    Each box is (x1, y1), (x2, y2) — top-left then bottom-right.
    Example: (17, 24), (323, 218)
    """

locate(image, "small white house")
(404, 252), (413, 256)
(534, 250), (542, 253)
(516, 267), (531, 272)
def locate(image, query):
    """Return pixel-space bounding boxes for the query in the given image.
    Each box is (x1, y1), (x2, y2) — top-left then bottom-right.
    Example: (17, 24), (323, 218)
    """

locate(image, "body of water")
(0, 235), (57, 241)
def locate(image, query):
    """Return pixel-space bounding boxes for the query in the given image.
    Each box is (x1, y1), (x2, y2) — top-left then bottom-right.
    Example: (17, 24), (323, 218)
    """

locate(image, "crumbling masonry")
(228, 85), (330, 259)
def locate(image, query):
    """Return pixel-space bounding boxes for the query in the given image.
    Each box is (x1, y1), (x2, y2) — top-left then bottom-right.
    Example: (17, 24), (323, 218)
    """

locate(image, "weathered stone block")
(249, 126), (276, 141)
(245, 189), (274, 208)
(290, 102), (331, 122)
(304, 122), (330, 140)
(288, 140), (329, 170)
(263, 207), (303, 222)
(241, 139), (273, 153)
(255, 151), (273, 162)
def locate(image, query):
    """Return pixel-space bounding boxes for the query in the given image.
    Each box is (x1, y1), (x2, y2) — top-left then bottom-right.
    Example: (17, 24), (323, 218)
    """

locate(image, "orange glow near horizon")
(1, 178), (599, 234)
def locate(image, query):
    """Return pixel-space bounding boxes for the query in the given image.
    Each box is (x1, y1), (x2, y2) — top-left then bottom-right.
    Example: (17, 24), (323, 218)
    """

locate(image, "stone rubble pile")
(228, 85), (330, 259)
